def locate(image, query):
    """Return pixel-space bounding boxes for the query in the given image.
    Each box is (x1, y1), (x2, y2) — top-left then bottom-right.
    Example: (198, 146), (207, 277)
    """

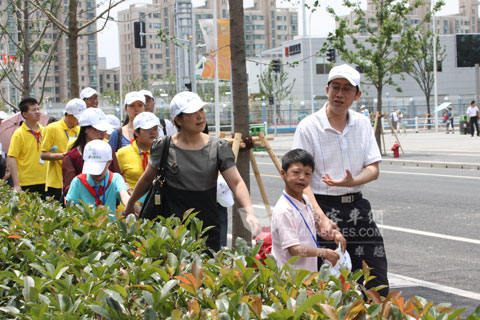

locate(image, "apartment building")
(0, 0), (99, 104)
(119, 0), (298, 90)
(344, 0), (479, 35)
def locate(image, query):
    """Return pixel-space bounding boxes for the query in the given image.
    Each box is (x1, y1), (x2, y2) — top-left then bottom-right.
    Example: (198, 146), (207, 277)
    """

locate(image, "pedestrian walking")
(397, 110), (407, 134)
(125, 91), (261, 252)
(390, 109), (398, 135)
(65, 140), (140, 220)
(80, 87), (99, 108)
(62, 108), (122, 195)
(271, 149), (340, 272)
(7, 98), (47, 197)
(292, 64), (389, 296)
(139, 89), (177, 137)
(108, 91), (145, 152)
(446, 107), (454, 134)
(41, 99), (86, 201)
(467, 100), (479, 137)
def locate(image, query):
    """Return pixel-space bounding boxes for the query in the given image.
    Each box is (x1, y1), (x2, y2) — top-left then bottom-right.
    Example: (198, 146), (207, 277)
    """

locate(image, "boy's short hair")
(281, 149), (315, 172)
(19, 97), (39, 114)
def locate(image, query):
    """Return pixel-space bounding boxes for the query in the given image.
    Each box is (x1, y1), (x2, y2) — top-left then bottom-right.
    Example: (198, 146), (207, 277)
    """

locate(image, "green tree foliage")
(0, 181), (478, 318)
(0, 0), (62, 109)
(406, 31), (446, 119)
(258, 61), (296, 105)
(326, 0), (443, 148)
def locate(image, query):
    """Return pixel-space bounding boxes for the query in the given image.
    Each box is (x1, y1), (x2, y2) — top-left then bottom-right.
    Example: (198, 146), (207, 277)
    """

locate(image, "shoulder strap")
(160, 119), (167, 136)
(158, 136), (171, 174)
(116, 127), (123, 151)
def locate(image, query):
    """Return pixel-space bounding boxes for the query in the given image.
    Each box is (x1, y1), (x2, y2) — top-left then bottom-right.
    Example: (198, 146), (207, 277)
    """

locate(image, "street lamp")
(308, 8), (316, 115)
(386, 92), (390, 115)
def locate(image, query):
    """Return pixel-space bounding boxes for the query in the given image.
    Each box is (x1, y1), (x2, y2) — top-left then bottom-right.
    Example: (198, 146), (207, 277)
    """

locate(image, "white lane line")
(382, 170), (480, 180)
(254, 162), (480, 180)
(253, 205), (480, 245)
(388, 273), (480, 301)
(378, 224), (480, 245)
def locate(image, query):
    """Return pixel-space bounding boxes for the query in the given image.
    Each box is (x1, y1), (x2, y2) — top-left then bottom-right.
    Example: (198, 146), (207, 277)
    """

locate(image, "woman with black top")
(125, 91), (260, 251)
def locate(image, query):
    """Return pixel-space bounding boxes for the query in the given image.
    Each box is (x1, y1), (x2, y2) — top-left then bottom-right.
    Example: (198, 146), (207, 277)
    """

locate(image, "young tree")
(31, 0), (125, 98)
(406, 30), (446, 123)
(258, 62), (296, 123)
(229, 0), (252, 245)
(327, 0), (442, 148)
(0, 0), (62, 109)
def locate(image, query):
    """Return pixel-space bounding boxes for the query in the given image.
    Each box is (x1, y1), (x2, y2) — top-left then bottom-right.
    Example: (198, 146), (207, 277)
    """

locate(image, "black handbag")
(139, 136), (171, 220)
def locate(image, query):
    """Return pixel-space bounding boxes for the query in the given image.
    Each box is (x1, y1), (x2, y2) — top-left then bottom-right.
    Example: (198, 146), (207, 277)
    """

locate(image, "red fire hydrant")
(391, 141), (400, 158)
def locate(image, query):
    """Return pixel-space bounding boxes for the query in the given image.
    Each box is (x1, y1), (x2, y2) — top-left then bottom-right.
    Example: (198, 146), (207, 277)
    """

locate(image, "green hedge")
(0, 181), (478, 319)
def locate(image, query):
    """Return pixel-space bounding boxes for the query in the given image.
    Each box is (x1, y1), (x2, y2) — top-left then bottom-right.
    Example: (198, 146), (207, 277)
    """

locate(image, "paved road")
(239, 160), (480, 315)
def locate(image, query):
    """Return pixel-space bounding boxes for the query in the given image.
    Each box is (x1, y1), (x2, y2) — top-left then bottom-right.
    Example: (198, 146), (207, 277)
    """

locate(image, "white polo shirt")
(293, 104), (382, 196)
(467, 106), (479, 118)
(271, 193), (317, 272)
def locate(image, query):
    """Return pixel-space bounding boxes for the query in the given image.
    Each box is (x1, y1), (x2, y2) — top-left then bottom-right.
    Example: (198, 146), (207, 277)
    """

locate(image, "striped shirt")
(292, 103), (381, 196)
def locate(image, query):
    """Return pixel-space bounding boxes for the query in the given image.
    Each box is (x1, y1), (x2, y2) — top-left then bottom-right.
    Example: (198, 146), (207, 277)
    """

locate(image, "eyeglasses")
(329, 84), (357, 95)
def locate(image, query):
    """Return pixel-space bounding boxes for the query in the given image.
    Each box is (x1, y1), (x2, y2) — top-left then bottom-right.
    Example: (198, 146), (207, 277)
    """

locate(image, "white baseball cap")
(80, 87), (98, 100)
(106, 114), (121, 129)
(79, 108), (112, 131)
(217, 176), (234, 207)
(0, 111), (8, 120)
(133, 112), (160, 130)
(65, 98), (87, 119)
(170, 91), (209, 120)
(82, 140), (112, 175)
(139, 89), (154, 100)
(124, 91), (146, 106)
(328, 64), (361, 87)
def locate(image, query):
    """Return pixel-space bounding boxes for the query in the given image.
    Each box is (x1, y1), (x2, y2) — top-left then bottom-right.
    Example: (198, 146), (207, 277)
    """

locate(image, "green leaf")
(367, 304), (382, 317)
(294, 294), (324, 319)
(0, 306), (20, 315)
(144, 307), (158, 320)
(88, 305), (112, 320)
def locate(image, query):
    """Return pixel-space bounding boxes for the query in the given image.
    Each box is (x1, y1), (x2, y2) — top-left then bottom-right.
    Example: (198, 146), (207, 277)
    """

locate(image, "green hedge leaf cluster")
(0, 181), (479, 319)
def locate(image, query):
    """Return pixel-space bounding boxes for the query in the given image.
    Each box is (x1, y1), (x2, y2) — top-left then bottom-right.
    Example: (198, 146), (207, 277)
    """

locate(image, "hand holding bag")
(139, 136), (171, 220)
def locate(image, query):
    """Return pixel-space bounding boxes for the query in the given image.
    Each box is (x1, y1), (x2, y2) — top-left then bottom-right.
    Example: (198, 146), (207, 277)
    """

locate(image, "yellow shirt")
(40, 118), (80, 189)
(116, 140), (149, 190)
(7, 123), (47, 186)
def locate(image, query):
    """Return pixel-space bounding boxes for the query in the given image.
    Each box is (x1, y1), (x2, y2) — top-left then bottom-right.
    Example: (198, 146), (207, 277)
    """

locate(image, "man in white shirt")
(293, 64), (389, 296)
(467, 100), (479, 137)
(390, 110), (398, 135)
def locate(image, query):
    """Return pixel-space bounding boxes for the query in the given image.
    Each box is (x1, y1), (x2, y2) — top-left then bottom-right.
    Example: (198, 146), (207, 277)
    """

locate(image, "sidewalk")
(255, 130), (480, 170)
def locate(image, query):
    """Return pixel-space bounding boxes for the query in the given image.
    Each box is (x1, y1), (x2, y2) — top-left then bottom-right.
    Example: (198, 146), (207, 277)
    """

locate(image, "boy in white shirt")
(271, 149), (340, 272)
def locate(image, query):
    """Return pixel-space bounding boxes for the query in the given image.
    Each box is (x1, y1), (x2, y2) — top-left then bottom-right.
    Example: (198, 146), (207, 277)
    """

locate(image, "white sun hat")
(82, 140), (113, 175)
(170, 91), (209, 120)
(65, 98), (87, 120)
(216, 175), (234, 207)
(328, 64), (361, 87)
(78, 108), (112, 132)
(80, 87), (98, 100)
(124, 91), (146, 106)
(133, 112), (160, 130)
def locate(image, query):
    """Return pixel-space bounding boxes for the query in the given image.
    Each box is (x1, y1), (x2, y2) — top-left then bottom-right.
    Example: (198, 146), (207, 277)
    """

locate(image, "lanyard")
(93, 175), (107, 206)
(64, 130), (77, 140)
(25, 123), (41, 150)
(283, 193), (319, 248)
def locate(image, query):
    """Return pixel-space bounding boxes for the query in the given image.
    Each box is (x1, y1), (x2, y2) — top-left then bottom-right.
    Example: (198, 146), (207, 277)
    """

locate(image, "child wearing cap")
(62, 108), (123, 195)
(40, 98), (86, 201)
(66, 140), (139, 220)
(108, 91), (145, 152)
(116, 112), (160, 204)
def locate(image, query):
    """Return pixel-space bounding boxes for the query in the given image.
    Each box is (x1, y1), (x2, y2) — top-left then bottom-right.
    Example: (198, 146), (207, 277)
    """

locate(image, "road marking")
(253, 162), (480, 180)
(389, 273), (480, 301)
(382, 170), (480, 180)
(378, 224), (480, 245)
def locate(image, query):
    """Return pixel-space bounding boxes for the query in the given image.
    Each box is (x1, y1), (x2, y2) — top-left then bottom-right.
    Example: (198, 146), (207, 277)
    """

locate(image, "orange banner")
(200, 19), (231, 80)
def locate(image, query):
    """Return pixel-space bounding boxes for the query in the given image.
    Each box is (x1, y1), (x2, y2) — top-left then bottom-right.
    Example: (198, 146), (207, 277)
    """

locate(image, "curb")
(253, 152), (480, 170)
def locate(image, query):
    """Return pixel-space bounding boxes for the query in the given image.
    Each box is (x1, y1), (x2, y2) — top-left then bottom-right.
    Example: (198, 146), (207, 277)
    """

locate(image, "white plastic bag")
(324, 245), (352, 276)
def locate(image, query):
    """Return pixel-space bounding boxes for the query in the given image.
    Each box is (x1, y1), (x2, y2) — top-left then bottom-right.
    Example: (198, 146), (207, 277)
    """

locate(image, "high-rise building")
(118, 0), (298, 90)
(0, 0), (99, 105)
(343, 0), (479, 35)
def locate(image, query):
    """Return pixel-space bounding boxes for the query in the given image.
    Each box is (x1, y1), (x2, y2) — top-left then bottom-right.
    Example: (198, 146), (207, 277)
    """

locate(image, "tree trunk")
(68, 0), (79, 98)
(229, 0), (252, 246)
(374, 87), (383, 152)
(21, 0), (31, 99)
(425, 93), (432, 128)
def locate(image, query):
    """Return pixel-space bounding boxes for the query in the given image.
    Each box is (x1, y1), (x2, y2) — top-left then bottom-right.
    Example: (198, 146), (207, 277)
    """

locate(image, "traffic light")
(185, 83), (192, 91)
(326, 48), (336, 63)
(134, 21), (146, 49)
(271, 59), (281, 73)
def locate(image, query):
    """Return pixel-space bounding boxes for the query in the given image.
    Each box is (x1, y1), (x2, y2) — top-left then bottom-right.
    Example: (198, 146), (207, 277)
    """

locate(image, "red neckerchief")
(77, 171), (114, 206)
(131, 139), (149, 170)
(24, 123), (42, 150)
